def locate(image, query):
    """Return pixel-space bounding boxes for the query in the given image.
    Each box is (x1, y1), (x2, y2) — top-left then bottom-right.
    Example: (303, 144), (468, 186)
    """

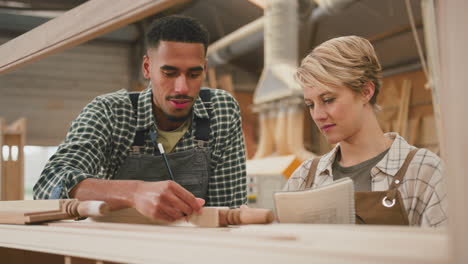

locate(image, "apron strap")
(129, 92), (147, 146)
(129, 92), (140, 115)
(305, 157), (321, 189)
(386, 148), (419, 200)
(195, 88), (212, 142)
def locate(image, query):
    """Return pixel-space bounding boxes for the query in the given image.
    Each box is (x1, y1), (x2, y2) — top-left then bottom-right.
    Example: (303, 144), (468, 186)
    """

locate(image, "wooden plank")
(0, 199), (109, 224)
(0, 223), (448, 264)
(0, 0), (190, 74)
(0, 118), (4, 200)
(437, 1), (468, 263)
(207, 67), (217, 89)
(275, 107), (291, 155)
(66, 257), (120, 264)
(4, 118), (26, 135)
(0, 199), (62, 212)
(395, 79), (412, 138)
(252, 111), (276, 159)
(368, 22), (423, 43)
(90, 207), (273, 227)
(218, 74), (235, 95)
(408, 117), (421, 145)
(246, 0), (266, 9)
(2, 118), (26, 200)
(0, 247), (63, 264)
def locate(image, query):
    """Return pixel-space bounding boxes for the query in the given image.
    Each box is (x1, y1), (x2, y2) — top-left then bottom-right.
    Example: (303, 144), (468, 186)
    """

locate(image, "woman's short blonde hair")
(296, 35), (382, 106)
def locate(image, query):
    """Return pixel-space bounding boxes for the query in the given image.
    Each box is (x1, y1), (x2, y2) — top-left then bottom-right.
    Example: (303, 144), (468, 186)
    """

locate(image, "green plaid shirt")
(33, 87), (247, 207)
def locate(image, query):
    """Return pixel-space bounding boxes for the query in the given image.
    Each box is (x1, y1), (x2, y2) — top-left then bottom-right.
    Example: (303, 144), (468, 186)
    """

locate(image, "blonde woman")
(284, 36), (447, 227)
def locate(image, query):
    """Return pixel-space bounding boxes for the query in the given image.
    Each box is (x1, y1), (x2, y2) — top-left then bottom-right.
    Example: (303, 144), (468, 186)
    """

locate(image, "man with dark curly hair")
(34, 15), (247, 223)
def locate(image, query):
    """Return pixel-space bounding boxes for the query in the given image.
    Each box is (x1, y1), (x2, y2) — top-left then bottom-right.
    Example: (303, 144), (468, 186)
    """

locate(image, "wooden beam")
(4, 118), (26, 139)
(0, 247), (63, 264)
(207, 67), (217, 89)
(2, 118), (26, 200)
(0, 200), (109, 224)
(408, 117), (421, 146)
(218, 74), (234, 95)
(368, 21), (423, 43)
(0, 0), (191, 75)
(0, 223), (449, 263)
(90, 206), (273, 227)
(438, 1), (468, 263)
(253, 111), (276, 159)
(246, 0), (265, 9)
(395, 79), (412, 138)
(0, 118), (4, 200)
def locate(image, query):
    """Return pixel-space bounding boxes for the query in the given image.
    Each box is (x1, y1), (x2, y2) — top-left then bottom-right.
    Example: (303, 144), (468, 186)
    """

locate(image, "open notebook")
(274, 177), (355, 224)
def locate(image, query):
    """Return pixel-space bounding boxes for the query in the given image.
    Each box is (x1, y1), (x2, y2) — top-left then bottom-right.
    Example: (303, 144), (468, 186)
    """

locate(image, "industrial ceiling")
(0, 0), (424, 77)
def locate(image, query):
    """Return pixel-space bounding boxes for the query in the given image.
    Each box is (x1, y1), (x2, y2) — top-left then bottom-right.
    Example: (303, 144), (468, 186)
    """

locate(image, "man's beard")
(165, 111), (191, 123)
(164, 94), (194, 122)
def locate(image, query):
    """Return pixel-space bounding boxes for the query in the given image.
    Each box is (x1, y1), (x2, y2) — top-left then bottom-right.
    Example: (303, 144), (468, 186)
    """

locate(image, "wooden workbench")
(0, 221), (448, 264)
(0, 0), (465, 263)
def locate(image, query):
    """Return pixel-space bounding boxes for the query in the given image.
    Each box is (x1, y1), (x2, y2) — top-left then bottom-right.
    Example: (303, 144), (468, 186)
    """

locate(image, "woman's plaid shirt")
(33, 87), (247, 207)
(284, 133), (447, 227)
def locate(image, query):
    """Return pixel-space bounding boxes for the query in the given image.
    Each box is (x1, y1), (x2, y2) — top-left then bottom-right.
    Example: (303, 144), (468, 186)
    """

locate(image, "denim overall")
(114, 90), (212, 199)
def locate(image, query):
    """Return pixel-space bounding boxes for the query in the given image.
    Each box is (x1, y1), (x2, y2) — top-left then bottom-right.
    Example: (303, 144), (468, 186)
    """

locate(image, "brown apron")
(304, 149), (418, 225)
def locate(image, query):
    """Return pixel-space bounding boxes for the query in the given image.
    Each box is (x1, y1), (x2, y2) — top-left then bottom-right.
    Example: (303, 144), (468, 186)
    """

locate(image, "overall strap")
(386, 148), (419, 200)
(129, 92), (140, 115)
(195, 88), (212, 141)
(129, 92), (146, 146)
(305, 157), (321, 189)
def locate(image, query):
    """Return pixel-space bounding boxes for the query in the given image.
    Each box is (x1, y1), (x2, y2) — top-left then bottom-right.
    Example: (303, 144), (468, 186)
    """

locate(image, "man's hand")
(70, 178), (205, 223)
(132, 180), (205, 222)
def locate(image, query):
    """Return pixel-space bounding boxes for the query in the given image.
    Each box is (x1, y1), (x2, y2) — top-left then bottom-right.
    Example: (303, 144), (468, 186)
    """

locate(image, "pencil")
(157, 143), (175, 181)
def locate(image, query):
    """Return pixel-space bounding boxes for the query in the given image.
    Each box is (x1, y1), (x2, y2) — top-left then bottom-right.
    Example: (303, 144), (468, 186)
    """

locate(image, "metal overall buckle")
(131, 146), (144, 155)
(194, 139), (208, 148)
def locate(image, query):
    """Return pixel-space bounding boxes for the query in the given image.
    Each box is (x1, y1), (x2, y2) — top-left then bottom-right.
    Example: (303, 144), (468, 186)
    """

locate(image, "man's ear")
(362, 82), (375, 103)
(142, 55), (150, 79)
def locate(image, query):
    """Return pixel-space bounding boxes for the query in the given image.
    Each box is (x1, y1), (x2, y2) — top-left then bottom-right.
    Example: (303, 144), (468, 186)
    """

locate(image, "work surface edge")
(0, 221), (449, 264)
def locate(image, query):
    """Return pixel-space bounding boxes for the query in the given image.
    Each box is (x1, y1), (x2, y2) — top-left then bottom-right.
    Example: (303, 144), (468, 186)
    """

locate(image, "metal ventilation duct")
(206, 0), (357, 75)
(253, 0), (301, 105)
(207, 17), (264, 67)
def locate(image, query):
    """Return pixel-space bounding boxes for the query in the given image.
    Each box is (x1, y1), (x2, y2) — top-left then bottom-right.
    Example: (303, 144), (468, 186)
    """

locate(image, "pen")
(157, 143), (175, 181)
